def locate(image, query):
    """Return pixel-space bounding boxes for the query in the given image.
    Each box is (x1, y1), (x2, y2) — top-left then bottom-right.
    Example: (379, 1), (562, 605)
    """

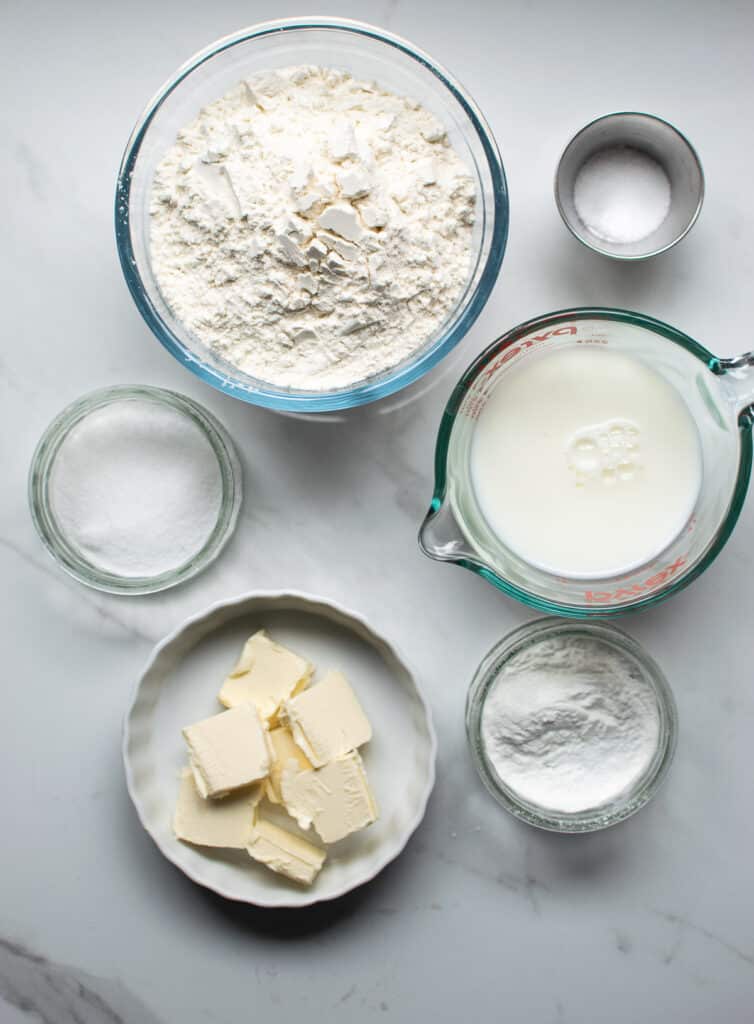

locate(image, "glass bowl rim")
(426, 305), (753, 617)
(465, 616), (679, 833)
(115, 16), (509, 413)
(28, 385), (242, 595)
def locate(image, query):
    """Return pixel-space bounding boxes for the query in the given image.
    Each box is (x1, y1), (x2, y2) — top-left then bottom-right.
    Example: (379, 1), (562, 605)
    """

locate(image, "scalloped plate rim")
(122, 588), (437, 908)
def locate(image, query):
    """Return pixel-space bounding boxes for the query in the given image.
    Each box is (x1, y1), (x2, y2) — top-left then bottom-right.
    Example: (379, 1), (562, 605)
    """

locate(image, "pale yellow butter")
(247, 816), (326, 886)
(282, 670), (372, 767)
(280, 750), (378, 844)
(264, 726), (312, 804)
(173, 768), (262, 848)
(182, 703), (270, 799)
(218, 630), (312, 721)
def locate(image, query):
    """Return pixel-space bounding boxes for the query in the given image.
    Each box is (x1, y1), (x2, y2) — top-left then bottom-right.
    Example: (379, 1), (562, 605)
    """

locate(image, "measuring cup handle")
(716, 352), (754, 418)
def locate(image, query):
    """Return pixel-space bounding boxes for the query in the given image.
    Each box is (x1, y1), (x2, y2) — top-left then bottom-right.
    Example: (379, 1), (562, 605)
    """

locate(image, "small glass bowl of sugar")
(466, 618), (677, 833)
(554, 112), (704, 259)
(29, 386), (242, 595)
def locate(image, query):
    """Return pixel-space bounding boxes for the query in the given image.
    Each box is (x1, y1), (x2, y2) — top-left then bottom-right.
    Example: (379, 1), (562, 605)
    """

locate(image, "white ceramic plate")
(123, 591), (436, 907)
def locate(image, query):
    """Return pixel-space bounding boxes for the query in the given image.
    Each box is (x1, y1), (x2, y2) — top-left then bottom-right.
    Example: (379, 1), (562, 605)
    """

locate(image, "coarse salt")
(573, 146), (671, 245)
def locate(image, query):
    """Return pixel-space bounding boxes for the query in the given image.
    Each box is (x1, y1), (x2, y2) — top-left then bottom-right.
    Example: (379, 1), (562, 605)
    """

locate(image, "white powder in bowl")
(573, 145), (671, 244)
(480, 634), (661, 814)
(49, 399), (223, 578)
(149, 65), (476, 391)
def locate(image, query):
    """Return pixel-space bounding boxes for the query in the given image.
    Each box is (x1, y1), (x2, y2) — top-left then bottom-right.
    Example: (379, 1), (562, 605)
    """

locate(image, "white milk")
(470, 347), (702, 578)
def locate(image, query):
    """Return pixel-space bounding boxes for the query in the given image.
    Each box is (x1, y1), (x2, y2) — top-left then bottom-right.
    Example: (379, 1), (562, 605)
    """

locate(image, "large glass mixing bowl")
(115, 18), (508, 413)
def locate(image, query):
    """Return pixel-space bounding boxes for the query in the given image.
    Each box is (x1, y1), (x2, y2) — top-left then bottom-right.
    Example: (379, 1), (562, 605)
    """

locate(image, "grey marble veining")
(0, 937), (162, 1024)
(2, 0), (754, 1022)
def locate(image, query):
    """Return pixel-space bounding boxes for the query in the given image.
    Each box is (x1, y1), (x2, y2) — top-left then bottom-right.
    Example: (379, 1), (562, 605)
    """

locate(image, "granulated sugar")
(49, 398), (222, 577)
(573, 146), (671, 244)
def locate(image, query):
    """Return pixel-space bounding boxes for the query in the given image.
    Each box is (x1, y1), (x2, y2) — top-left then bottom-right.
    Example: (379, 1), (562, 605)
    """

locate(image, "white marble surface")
(3, 0), (754, 1020)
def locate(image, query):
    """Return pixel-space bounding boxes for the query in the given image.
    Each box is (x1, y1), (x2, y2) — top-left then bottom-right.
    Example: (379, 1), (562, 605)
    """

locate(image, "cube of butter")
(173, 768), (262, 849)
(219, 630), (312, 721)
(247, 816), (326, 886)
(264, 726), (312, 805)
(182, 703), (270, 799)
(280, 750), (378, 844)
(281, 670), (371, 767)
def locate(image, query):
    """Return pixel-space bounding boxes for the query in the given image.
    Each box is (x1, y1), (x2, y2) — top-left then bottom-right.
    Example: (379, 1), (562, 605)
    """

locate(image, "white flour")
(49, 399), (222, 577)
(150, 66), (475, 390)
(481, 634), (661, 813)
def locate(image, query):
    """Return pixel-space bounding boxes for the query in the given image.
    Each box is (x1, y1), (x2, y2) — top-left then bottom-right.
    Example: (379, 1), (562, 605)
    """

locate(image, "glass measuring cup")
(419, 308), (754, 616)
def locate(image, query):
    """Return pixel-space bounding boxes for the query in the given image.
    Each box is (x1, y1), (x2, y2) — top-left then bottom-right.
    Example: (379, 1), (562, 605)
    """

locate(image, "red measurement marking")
(461, 325), (579, 420)
(460, 391), (487, 421)
(584, 556), (687, 603)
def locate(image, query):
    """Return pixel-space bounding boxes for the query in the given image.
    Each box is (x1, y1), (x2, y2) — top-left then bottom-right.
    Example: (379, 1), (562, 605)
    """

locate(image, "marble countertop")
(3, 1), (754, 1021)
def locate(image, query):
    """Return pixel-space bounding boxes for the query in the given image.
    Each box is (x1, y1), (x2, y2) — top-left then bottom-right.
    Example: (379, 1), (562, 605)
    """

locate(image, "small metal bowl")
(554, 111), (704, 260)
(465, 618), (678, 833)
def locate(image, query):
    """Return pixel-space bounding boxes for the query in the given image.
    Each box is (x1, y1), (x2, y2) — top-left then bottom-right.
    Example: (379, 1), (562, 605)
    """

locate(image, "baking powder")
(150, 66), (475, 390)
(481, 634), (661, 813)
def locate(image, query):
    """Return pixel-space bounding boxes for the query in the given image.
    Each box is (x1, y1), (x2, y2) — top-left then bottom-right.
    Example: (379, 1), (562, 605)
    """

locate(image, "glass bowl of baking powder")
(115, 18), (508, 413)
(466, 618), (678, 833)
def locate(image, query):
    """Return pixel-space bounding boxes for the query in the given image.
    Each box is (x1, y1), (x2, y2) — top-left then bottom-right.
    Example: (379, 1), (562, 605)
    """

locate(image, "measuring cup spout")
(418, 498), (478, 566)
(717, 351), (754, 421)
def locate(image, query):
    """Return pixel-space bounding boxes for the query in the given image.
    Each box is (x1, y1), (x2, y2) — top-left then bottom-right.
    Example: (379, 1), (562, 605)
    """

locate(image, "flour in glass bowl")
(481, 634), (661, 814)
(149, 65), (476, 391)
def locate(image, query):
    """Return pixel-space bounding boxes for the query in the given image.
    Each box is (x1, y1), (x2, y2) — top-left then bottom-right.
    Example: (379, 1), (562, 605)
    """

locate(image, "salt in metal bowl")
(554, 111), (704, 260)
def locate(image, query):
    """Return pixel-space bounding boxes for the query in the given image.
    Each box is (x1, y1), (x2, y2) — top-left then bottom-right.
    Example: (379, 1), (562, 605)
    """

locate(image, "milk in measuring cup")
(470, 347), (702, 578)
